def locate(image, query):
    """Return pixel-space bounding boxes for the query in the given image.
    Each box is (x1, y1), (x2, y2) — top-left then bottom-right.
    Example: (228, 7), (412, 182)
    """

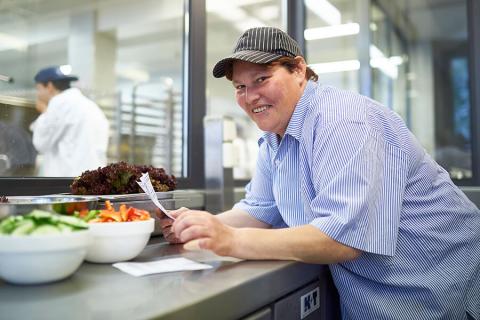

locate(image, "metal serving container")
(0, 195), (99, 219)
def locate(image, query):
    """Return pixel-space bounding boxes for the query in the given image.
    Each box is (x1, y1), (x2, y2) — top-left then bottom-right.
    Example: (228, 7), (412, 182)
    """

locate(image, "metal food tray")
(96, 190), (199, 202)
(0, 195), (99, 218)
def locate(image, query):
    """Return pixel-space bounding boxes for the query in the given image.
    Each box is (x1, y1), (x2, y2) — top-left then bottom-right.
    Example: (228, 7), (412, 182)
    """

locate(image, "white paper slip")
(112, 258), (213, 277)
(136, 172), (175, 220)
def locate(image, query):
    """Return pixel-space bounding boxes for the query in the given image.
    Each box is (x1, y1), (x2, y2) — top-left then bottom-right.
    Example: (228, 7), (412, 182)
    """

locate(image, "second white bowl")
(85, 218), (154, 263)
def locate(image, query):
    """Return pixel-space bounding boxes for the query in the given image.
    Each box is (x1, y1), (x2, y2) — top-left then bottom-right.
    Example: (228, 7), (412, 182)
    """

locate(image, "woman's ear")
(293, 56), (307, 83)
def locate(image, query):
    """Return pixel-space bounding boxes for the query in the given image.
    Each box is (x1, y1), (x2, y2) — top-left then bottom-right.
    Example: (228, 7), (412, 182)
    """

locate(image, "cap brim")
(212, 50), (284, 78)
(34, 75), (79, 83)
(64, 76), (79, 81)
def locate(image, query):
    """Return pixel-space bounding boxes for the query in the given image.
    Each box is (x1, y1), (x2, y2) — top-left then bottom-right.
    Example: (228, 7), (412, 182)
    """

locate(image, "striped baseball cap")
(212, 27), (303, 78)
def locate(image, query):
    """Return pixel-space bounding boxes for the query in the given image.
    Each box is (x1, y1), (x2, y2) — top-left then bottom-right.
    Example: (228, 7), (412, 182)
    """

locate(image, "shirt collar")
(284, 80), (317, 141)
(258, 80), (318, 148)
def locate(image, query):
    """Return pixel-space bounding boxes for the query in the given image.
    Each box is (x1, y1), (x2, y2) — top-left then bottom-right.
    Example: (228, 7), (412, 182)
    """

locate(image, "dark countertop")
(0, 237), (326, 320)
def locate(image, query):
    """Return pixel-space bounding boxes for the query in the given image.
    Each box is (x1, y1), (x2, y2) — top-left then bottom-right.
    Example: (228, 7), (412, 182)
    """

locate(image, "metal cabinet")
(273, 271), (341, 320)
(273, 281), (322, 320)
(240, 268), (340, 320)
(242, 307), (272, 320)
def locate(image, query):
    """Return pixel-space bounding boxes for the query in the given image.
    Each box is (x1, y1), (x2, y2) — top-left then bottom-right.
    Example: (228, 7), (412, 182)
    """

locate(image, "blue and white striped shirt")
(234, 81), (480, 320)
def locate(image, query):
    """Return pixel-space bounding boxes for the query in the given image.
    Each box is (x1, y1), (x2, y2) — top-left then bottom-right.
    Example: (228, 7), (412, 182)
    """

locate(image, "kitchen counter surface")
(0, 237), (330, 320)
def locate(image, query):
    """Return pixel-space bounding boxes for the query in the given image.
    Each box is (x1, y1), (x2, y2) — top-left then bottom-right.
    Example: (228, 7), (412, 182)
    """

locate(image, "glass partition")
(205, 0), (283, 180)
(0, 0), (184, 178)
(372, 0), (472, 181)
(304, 0), (360, 92)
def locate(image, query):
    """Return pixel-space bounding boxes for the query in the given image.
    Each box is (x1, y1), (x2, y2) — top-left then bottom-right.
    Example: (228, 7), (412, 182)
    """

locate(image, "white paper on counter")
(112, 257), (213, 277)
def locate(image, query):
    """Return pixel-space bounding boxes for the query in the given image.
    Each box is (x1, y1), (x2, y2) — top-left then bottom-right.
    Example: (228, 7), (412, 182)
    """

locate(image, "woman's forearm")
(173, 209), (361, 264)
(230, 224), (361, 264)
(217, 208), (271, 228)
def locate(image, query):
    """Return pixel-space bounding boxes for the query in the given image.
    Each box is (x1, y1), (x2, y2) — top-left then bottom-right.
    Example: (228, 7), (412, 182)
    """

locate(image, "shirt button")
(275, 160), (280, 166)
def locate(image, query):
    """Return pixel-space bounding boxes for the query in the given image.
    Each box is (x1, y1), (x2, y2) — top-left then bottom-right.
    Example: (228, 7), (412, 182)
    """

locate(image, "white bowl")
(86, 218), (154, 263)
(0, 230), (89, 285)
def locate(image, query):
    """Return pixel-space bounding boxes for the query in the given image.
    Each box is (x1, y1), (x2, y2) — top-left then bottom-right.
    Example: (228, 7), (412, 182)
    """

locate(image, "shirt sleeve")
(308, 119), (409, 256)
(233, 141), (284, 227)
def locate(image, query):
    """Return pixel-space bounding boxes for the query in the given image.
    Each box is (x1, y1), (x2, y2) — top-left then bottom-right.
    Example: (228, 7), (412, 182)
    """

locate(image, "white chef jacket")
(30, 88), (109, 177)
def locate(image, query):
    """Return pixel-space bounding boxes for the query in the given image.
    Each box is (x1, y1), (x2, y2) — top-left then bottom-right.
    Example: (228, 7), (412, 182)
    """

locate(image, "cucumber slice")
(57, 215), (88, 229)
(11, 219), (36, 236)
(27, 210), (54, 219)
(0, 216), (24, 234)
(30, 225), (61, 235)
(0, 216), (17, 228)
(57, 223), (74, 233)
(27, 210), (60, 225)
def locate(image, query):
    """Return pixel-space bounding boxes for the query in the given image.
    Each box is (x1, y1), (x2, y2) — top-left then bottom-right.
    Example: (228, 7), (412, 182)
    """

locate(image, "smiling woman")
(156, 26), (480, 320)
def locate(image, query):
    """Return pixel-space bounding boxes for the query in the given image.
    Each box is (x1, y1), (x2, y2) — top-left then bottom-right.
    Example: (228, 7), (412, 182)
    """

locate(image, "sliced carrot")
(120, 205), (128, 221)
(125, 207), (136, 221)
(78, 209), (89, 218)
(99, 211), (122, 222)
(88, 202), (151, 223)
(105, 200), (114, 211)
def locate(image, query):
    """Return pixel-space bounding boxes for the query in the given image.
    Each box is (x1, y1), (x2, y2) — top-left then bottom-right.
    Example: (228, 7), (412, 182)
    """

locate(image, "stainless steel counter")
(0, 238), (335, 320)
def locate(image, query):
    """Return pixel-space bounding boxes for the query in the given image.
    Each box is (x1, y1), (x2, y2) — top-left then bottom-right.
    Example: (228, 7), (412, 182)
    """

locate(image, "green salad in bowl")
(0, 210), (88, 236)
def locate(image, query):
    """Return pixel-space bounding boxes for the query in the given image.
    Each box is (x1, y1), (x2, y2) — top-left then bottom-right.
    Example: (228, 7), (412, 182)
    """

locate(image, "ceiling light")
(309, 60), (360, 74)
(257, 5), (280, 21)
(0, 33), (28, 52)
(305, 0), (341, 25)
(304, 23), (360, 40)
(116, 67), (150, 82)
(369, 45), (402, 79)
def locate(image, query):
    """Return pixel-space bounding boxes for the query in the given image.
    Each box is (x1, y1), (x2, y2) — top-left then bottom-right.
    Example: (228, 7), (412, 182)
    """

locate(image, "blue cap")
(34, 66), (79, 83)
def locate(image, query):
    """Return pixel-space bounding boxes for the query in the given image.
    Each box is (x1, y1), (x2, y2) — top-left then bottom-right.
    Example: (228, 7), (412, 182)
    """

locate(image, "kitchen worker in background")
(30, 66), (109, 177)
(159, 27), (480, 320)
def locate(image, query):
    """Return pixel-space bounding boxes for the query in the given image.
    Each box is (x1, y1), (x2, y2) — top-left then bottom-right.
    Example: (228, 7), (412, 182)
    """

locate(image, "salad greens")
(0, 210), (88, 236)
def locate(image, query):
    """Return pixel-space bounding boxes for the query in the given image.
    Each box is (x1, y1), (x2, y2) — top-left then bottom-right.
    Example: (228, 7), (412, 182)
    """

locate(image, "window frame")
(467, 0), (480, 186)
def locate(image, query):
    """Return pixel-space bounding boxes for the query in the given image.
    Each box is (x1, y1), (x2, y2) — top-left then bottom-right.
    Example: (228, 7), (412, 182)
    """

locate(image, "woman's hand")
(156, 207), (189, 244)
(172, 210), (236, 256)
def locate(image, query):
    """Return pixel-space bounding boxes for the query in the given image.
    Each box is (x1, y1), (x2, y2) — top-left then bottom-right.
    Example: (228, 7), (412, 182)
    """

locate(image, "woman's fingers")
(155, 209), (195, 245)
(173, 212), (235, 256)
(161, 223), (183, 244)
(164, 230), (183, 244)
(178, 224), (210, 243)
(183, 239), (203, 251)
(172, 211), (211, 236)
(169, 207), (190, 218)
(160, 217), (174, 228)
(156, 207), (190, 220)
(183, 238), (213, 251)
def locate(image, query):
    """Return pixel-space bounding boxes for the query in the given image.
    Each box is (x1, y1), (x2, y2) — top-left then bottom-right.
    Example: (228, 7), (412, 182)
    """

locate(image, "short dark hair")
(40, 79), (72, 91)
(225, 57), (318, 82)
